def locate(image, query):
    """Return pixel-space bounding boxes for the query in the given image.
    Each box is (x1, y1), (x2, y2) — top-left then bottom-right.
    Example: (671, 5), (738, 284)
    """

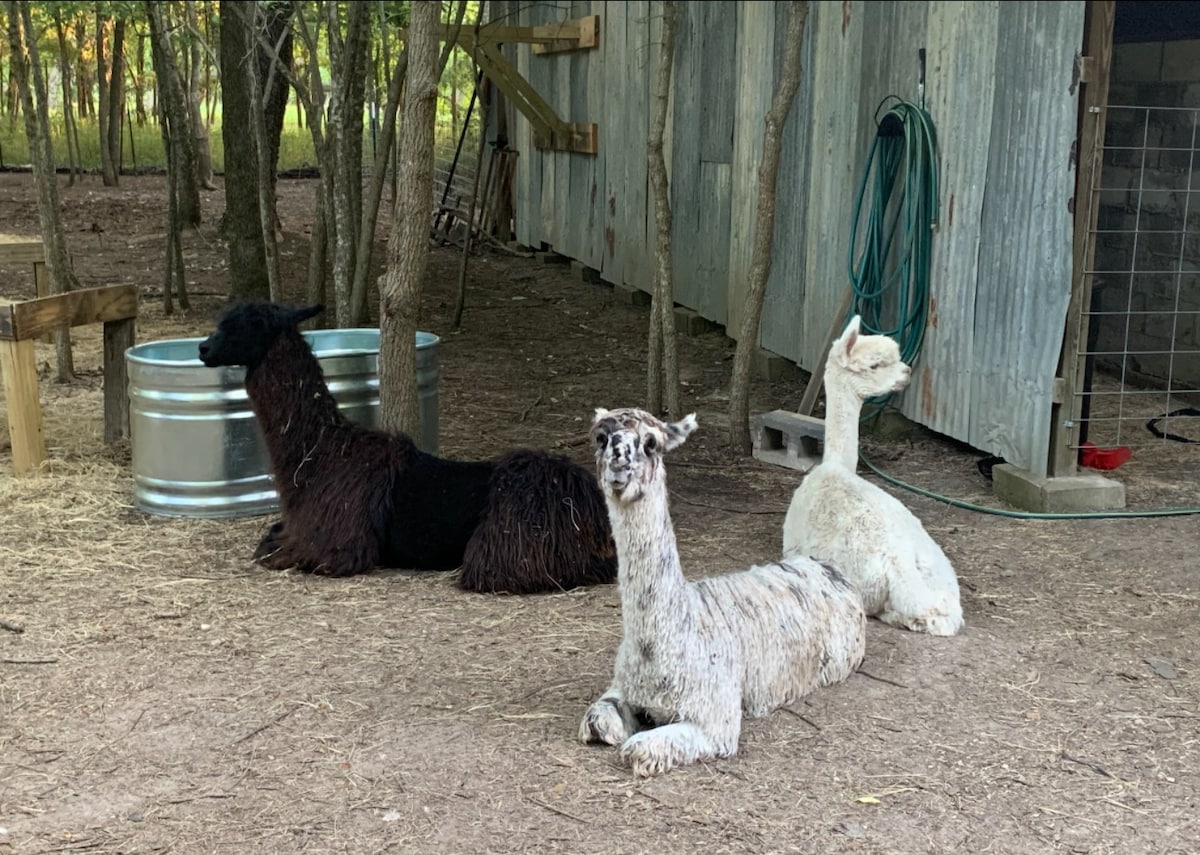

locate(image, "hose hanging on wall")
(846, 61), (940, 396)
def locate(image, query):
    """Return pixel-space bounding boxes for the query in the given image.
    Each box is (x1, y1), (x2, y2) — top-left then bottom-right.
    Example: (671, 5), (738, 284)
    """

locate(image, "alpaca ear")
(293, 304), (325, 326)
(665, 413), (698, 451)
(593, 407), (610, 423)
(841, 315), (862, 355)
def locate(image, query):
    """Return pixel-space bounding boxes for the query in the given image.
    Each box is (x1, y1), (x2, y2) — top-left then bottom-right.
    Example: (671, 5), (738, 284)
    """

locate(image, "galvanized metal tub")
(127, 329), (439, 519)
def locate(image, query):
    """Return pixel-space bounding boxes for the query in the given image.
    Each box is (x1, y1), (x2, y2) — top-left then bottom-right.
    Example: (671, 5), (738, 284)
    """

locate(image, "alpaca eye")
(643, 435), (657, 453)
(595, 433), (608, 448)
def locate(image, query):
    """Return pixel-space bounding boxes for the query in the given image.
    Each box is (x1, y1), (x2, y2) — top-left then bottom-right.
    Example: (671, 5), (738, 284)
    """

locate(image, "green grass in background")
(0, 96), (479, 175)
(0, 114), (322, 174)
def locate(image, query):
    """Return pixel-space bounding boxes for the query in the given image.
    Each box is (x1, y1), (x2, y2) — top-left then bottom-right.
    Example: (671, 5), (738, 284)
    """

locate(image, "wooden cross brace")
(1, 284), (138, 476)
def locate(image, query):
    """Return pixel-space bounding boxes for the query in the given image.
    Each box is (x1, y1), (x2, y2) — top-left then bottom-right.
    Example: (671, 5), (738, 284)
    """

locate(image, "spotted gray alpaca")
(579, 407), (867, 777)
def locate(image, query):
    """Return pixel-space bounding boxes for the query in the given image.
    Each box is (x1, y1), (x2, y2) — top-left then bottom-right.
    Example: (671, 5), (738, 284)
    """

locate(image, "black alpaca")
(197, 301), (617, 594)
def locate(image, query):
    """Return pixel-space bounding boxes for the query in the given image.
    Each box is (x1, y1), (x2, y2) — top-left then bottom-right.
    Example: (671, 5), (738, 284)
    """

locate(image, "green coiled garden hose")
(847, 96), (940, 370)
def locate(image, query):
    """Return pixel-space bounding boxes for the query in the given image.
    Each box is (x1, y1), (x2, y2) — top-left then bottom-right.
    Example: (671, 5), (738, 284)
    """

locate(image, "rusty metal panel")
(761, 0), (819, 363)
(503, 0), (538, 248)
(600, 1), (628, 285)
(962, 0), (1085, 475)
(727, 1), (777, 336)
(898, 3), (999, 445)
(670, 2), (735, 324)
(622, 1), (653, 292)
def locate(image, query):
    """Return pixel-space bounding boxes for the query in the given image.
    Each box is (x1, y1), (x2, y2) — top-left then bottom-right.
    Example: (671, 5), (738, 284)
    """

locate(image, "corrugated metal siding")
(494, 0), (1085, 475)
(970, 2), (1083, 474)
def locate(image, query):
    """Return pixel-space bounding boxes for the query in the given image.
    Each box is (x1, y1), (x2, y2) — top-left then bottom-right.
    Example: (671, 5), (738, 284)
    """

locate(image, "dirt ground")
(1, 173), (1198, 855)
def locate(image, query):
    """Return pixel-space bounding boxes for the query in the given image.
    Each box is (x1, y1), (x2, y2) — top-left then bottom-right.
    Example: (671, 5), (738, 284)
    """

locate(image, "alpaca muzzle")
(604, 457), (636, 496)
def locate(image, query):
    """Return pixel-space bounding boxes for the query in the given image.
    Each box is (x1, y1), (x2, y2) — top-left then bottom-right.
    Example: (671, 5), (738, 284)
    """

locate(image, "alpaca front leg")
(253, 521), (288, 568)
(619, 722), (728, 777)
(578, 689), (639, 746)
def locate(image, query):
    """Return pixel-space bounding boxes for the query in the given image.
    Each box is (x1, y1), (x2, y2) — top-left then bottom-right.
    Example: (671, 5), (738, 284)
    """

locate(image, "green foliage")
(0, 1), (483, 174)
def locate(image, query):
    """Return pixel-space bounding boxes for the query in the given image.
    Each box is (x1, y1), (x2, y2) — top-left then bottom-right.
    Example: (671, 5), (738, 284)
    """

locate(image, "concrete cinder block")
(752, 347), (801, 382)
(570, 260), (604, 284)
(673, 306), (722, 337)
(992, 463), (1125, 514)
(751, 409), (825, 473)
(613, 283), (651, 307)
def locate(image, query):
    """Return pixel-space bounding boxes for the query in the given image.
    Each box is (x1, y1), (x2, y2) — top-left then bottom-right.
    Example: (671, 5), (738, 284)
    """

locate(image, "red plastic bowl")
(1079, 441), (1132, 470)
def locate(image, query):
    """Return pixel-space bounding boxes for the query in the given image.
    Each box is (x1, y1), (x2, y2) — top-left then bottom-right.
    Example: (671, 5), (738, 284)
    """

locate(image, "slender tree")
(6, 0), (82, 381)
(96, 5), (116, 184)
(237, 0), (282, 302)
(52, 7), (82, 185)
(108, 16), (125, 178)
(379, 0), (439, 435)
(184, 0), (214, 188)
(147, 0), (196, 312)
(646, 0), (681, 418)
(219, 0), (293, 301)
(146, 2), (201, 227)
(729, 1), (809, 454)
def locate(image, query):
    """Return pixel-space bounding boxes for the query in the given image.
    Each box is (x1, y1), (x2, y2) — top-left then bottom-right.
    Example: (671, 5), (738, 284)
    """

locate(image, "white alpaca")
(782, 316), (964, 636)
(579, 407), (866, 777)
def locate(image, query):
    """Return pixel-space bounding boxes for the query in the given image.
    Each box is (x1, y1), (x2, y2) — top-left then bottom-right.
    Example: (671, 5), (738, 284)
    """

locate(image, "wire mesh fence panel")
(1079, 104), (1200, 457)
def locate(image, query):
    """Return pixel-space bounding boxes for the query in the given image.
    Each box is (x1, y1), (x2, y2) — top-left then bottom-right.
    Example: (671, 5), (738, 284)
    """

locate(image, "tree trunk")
(379, 0), (439, 436)
(203, 3), (216, 127)
(107, 18), (125, 181)
(325, 0), (370, 324)
(96, 8), (117, 185)
(133, 30), (147, 125)
(74, 14), (92, 120)
(52, 9), (80, 185)
(646, 0), (681, 419)
(349, 49), (408, 325)
(453, 72), (488, 330)
(347, 0), (465, 325)
(7, 0), (81, 382)
(218, 0), (293, 300)
(307, 181), (328, 312)
(238, 2), (281, 302)
(218, 0), (268, 299)
(184, 0), (214, 189)
(146, 2), (201, 228)
(728, 0), (809, 454)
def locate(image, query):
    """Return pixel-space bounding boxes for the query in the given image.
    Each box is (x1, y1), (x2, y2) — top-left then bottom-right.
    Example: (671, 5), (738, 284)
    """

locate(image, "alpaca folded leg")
(578, 690), (639, 746)
(253, 521), (292, 569)
(878, 555), (964, 637)
(879, 604), (963, 637)
(619, 722), (729, 777)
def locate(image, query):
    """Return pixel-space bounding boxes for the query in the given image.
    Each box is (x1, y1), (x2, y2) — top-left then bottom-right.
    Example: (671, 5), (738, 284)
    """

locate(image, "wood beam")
(440, 18), (600, 155)
(0, 284), (139, 342)
(443, 15), (600, 53)
(1049, 0), (1115, 477)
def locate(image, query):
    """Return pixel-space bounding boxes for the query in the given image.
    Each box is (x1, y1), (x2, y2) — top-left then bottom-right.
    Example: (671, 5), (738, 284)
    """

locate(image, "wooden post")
(0, 338), (46, 475)
(1049, 0), (1115, 477)
(33, 262), (53, 343)
(33, 260), (49, 298)
(0, 284), (138, 475)
(797, 290), (855, 417)
(103, 317), (135, 442)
